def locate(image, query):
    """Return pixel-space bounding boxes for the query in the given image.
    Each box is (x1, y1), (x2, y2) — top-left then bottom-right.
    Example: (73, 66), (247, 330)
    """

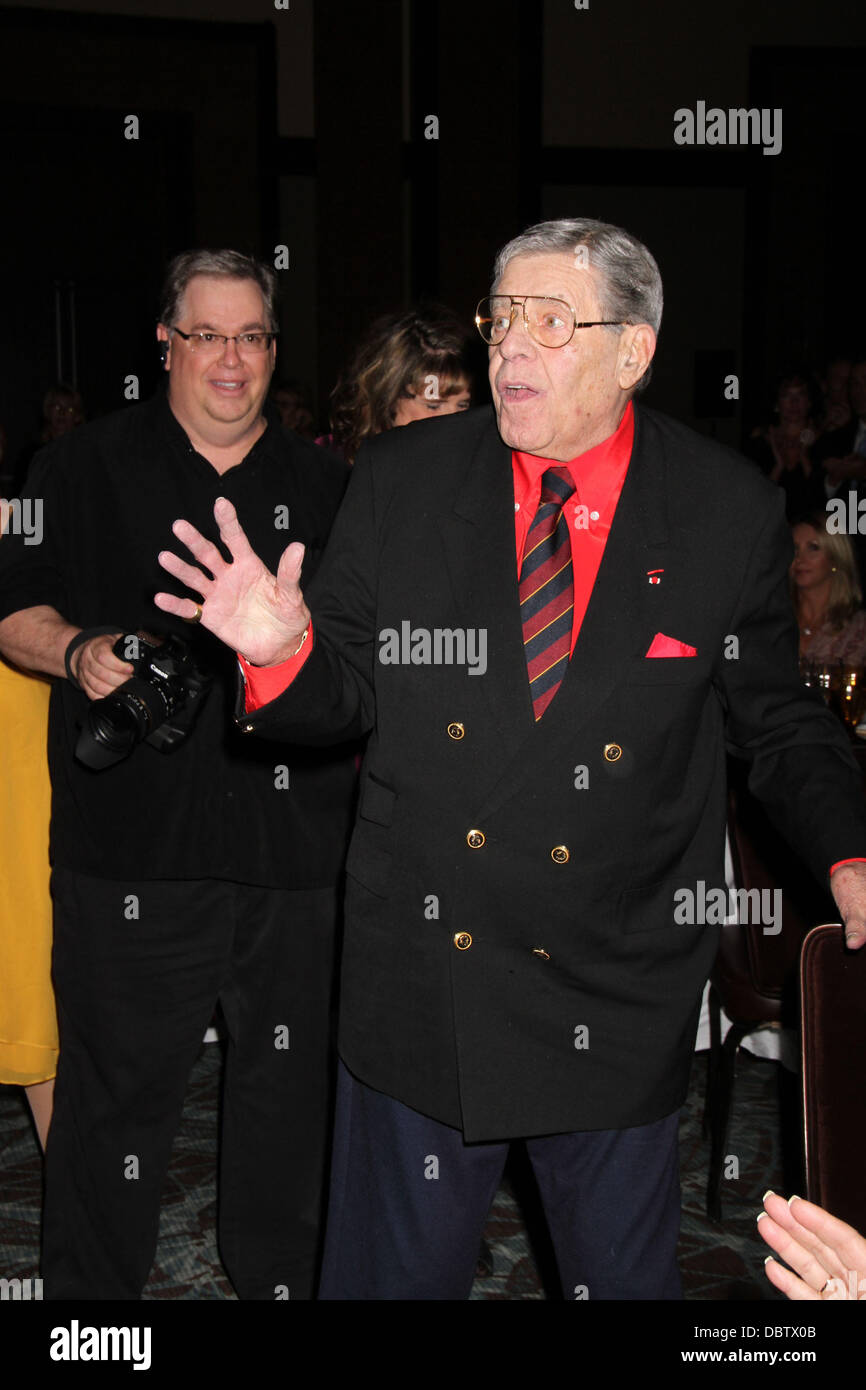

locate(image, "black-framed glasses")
(170, 327), (279, 355)
(475, 296), (623, 348)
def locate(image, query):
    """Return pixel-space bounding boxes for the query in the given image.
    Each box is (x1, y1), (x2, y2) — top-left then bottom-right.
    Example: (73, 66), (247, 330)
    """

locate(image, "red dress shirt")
(241, 402), (635, 706)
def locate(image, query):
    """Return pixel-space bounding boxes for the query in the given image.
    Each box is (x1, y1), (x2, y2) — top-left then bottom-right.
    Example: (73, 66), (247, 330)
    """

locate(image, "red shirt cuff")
(830, 857), (866, 876)
(238, 624), (313, 712)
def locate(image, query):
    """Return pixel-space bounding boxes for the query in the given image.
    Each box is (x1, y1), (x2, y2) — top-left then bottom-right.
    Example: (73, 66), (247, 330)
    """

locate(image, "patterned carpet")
(0, 1039), (793, 1301)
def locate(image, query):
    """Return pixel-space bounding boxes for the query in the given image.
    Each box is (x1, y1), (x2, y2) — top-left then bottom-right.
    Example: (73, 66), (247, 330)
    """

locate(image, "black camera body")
(75, 633), (212, 771)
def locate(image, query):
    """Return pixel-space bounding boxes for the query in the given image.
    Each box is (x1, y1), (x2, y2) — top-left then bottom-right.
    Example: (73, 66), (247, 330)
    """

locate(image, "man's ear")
(618, 324), (656, 391)
(156, 325), (170, 371)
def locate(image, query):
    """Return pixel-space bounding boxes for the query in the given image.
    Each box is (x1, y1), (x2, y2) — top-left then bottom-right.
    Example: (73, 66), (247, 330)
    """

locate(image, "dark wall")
(1, 0), (864, 476)
(0, 9), (272, 464)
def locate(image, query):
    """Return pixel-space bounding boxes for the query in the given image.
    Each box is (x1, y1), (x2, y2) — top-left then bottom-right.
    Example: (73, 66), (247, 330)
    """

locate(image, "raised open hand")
(154, 497), (310, 667)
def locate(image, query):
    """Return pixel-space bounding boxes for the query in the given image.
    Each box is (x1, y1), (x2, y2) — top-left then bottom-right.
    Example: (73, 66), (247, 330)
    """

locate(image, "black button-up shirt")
(0, 390), (356, 886)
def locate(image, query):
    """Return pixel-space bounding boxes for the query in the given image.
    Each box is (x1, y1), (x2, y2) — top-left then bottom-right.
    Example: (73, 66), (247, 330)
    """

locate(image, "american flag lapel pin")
(647, 569), (664, 586)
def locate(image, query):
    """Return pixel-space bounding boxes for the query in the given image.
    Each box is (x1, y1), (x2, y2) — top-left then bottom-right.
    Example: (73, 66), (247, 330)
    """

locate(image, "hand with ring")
(155, 497), (311, 666)
(759, 1190), (866, 1300)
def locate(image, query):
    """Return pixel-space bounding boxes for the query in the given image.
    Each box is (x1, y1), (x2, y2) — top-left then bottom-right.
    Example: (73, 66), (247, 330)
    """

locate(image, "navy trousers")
(319, 1060), (682, 1300)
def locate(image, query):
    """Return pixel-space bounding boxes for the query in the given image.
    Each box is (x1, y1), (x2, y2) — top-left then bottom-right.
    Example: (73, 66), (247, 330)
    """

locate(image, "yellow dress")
(0, 659), (57, 1084)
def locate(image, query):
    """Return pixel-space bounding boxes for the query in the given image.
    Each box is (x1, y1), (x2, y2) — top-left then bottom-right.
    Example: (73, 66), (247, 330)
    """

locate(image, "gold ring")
(185, 603), (203, 624)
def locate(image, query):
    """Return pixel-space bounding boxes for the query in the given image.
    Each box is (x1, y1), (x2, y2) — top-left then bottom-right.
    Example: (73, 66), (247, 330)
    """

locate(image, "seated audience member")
(814, 354), (866, 489)
(271, 378), (316, 439)
(791, 515), (866, 665)
(320, 304), (473, 463)
(759, 1191), (866, 1301)
(817, 355), (853, 437)
(747, 372), (823, 521)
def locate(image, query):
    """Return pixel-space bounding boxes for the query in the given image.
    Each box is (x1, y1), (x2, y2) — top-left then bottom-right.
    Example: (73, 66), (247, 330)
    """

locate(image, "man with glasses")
(153, 220), (866, 1300)
(0, 250), (355, 1299)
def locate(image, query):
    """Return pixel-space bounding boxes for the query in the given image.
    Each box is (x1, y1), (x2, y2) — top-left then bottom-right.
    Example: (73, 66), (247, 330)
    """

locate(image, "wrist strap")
(64, 626), (122, 690)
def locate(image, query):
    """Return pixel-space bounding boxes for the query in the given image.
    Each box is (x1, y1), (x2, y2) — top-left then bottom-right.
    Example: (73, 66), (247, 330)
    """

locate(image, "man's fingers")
(158, 547), (208, 596)
(153, 591), (203, 622)
(275, 540), (306, 591)
(213, 496), (256, 563)
(169, 519), (224, 576)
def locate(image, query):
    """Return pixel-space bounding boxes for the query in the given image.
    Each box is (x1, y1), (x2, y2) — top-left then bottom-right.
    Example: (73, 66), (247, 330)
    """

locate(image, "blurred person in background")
(791, 513), (866, 665)
(271, 378), (316, 439)
(817, 355), (852, 437)
(319, 304), (473, 463)
(14, 383), (86, 495)
(815, 355), (866, 490)
(747, 371), (823, 520)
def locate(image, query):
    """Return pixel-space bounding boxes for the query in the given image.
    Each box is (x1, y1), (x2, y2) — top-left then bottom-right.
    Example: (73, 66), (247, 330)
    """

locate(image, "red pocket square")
(645, 633), (697, 658)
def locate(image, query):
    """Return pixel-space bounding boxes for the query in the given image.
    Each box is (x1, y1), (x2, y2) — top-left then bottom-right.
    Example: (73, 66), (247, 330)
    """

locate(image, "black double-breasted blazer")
(243, 403), (866, 1140)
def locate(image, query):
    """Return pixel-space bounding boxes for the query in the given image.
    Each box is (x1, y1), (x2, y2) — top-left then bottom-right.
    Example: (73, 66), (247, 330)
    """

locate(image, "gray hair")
(159, 249), (279, 331)
(492, 219), (663, 391)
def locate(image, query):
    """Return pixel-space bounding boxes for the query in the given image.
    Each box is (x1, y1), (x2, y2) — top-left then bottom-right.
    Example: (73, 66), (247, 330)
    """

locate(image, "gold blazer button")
(466, 830), (486, 849)
(447, 722), (465, 740)
(604, 742), (623, 762)
(453, 932), (473, 950)
(551, 845), (569, 864)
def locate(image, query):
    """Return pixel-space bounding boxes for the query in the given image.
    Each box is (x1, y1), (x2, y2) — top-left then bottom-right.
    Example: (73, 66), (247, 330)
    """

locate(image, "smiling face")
(391, 376), (471, 426)
(487, 251), (655, 460)
(158, 275), (276, 450)
(790, 523), (833, 592)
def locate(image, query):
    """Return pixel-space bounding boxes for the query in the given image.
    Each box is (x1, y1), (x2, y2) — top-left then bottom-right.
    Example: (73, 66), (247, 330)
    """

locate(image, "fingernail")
(788, 1194), (803, 1206)
(756, 1211), (768, 1223)
(762, 1189), (775, 1201)
(763, 1255), (776, 1266)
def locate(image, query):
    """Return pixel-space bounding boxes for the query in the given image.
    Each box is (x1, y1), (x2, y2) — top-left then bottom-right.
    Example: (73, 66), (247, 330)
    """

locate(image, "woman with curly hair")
(322, 305), (473, 463)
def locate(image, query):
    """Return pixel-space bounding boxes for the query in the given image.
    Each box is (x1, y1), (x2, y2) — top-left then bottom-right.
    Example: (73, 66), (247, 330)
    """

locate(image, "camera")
(75, 633), (212, 770)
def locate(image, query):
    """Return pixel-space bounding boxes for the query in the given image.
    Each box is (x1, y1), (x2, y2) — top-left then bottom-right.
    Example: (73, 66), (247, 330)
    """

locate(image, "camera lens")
(75, 680), (171, 770)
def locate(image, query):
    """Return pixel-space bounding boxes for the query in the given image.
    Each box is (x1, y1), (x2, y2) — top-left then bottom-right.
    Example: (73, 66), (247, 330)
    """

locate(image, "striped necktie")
(519, 465), (576, 721)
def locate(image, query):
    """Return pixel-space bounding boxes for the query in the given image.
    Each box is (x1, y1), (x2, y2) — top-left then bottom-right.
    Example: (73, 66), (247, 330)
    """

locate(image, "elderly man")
(155, 220), (866, 1300)
(0, 250), (355, 1299)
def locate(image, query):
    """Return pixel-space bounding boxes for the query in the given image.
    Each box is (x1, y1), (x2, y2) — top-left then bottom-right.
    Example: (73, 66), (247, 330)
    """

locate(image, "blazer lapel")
(437, 417), (536, 761)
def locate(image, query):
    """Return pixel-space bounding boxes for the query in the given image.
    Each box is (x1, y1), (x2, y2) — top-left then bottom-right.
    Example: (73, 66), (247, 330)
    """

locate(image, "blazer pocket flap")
(627, 656), (705, 686)
(359, 774), (396, 827)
